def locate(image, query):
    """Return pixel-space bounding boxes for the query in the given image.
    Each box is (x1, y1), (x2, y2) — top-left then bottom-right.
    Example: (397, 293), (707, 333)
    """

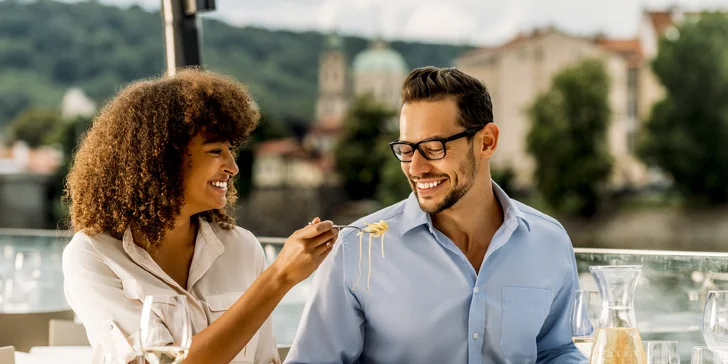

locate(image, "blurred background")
(3, 0), (728, 250)
(2, 0), (728, 361)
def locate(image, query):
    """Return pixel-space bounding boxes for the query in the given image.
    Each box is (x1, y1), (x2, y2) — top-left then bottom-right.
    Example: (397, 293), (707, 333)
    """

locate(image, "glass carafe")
(589, 265), (647, 364)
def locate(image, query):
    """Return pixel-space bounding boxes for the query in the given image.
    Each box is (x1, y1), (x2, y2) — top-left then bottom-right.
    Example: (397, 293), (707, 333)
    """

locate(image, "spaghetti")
(351, 220), (389, 291)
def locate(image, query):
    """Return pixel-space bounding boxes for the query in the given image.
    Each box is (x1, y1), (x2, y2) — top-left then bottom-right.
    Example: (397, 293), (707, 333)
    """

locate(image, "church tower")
(315, 32), (350, 128)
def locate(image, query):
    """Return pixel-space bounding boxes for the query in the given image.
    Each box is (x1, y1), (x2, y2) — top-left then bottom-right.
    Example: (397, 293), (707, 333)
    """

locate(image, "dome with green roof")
(352, 40), (408, 74)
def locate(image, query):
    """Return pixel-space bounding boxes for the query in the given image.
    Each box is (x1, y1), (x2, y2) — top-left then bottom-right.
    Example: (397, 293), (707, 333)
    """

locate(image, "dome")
(352, 40), (408, 74)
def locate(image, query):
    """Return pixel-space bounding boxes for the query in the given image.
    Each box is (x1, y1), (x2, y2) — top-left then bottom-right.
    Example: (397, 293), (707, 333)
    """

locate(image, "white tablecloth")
(15, 346), (93, 364)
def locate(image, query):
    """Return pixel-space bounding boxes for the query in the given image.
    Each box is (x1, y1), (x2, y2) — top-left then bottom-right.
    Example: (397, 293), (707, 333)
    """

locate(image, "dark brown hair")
(401, 66), (493, 129)
(64, 68), (260, 250)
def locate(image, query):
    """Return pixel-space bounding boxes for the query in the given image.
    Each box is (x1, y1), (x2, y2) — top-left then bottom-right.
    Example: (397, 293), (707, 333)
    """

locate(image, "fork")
(308, 222), (362, 231)
(333, 225), (363, 231)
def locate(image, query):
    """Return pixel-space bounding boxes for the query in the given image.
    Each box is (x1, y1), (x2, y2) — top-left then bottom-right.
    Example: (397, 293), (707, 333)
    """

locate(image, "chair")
(277, 345), (290, 362)
(48, 319), (89, 346)
(0, 345), (15, 364)
(0, 310), (74, 352)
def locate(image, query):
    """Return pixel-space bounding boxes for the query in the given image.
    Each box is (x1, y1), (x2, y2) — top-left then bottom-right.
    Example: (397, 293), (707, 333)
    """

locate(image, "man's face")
(398, 99), (479, 214)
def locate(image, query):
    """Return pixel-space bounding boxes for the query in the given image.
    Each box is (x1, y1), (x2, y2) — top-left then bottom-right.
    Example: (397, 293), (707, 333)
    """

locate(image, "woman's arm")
(183, 218), (337, 364)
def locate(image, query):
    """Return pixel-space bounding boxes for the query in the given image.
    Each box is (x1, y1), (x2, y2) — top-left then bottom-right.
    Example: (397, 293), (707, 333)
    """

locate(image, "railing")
(2, 229), (727, 360)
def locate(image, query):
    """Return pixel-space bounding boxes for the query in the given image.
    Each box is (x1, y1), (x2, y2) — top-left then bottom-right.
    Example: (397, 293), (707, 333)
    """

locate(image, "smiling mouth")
(210, 181), (228, 190)
(415, 179), (446, 190)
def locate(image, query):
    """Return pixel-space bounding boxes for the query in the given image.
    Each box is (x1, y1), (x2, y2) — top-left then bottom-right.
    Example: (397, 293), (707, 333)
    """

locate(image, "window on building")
(627, 68), (638, 120)
(534, 47), (543, 61)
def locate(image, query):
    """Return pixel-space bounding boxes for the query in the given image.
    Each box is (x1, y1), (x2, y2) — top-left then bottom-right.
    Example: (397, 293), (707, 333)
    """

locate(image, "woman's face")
(181, 134), (239, 216)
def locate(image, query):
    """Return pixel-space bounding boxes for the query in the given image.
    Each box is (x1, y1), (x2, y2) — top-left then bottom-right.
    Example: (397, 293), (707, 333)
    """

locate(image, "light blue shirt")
(286, 182), (587, 364)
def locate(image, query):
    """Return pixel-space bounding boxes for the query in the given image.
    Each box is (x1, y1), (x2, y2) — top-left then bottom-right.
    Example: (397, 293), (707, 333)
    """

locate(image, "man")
(285, 66), (586, 364)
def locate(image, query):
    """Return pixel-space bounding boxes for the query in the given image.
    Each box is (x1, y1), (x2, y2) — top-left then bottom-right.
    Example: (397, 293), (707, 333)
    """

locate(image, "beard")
(411, 148), (477, 214)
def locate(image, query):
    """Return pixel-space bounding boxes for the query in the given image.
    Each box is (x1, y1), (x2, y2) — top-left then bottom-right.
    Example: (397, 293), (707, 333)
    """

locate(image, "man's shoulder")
(513, 199), (571, 242)
(513, 200), (565, 230)
(337, 199), (408, 243)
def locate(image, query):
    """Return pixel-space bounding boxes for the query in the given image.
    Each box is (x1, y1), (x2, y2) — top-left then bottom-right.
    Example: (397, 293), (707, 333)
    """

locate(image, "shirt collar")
(122, 217), (225, 290)
(400, 180), (531, 235)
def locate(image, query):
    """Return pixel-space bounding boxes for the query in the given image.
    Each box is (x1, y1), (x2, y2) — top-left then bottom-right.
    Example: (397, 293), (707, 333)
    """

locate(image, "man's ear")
(480, 123), (499, 158)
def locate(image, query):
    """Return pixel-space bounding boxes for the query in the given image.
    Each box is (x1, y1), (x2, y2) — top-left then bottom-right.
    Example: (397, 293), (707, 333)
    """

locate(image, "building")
(455, 7), (710, 191)
(456, 27), (647, 189)
(254, 34), (408, 189)
(307, 33), (408, 157)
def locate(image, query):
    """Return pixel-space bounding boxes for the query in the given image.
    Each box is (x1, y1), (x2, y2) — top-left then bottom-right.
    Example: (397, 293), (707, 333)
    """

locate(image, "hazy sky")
(95, 0), (728, 45)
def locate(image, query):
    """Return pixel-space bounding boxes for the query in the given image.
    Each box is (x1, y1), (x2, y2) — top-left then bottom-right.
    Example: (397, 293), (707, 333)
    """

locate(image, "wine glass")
(140, 295), (192, 364)
(693, 346), (721, 364)
(643, 340), (679, 364)
(571, 290), (602, 357)
(703, 291), (728, 360)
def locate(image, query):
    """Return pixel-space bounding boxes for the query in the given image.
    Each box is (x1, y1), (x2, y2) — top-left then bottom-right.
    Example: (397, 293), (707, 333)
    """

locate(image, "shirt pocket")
(120, 279), (179, 345)
(205, 291), (258, 363)
(499, 286), (554, 361)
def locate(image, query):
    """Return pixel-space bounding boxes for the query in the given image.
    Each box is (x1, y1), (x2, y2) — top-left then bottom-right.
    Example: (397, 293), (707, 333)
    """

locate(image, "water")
(0, 234), (309, 344)
(5, 233), (728, 354)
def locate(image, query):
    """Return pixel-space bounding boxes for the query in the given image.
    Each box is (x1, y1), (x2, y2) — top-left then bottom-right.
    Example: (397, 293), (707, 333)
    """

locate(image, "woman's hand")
(271, 217), (338, 287)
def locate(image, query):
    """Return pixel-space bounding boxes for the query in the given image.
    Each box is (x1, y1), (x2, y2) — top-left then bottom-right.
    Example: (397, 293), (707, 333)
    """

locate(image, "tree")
(491, 167), (517, 198)
(639, 12), (728, 205)
(335, 94), (396, 201)
(48, 115), (92, 228)
(0, 0), (470, 126)
(375, 129), (412, 206)
(5, 107), (64, 148)
(527, 59), (613, 217)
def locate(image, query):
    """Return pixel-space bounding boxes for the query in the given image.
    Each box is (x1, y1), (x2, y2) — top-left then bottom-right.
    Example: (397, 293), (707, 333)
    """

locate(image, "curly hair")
(65, 68), (260, 250)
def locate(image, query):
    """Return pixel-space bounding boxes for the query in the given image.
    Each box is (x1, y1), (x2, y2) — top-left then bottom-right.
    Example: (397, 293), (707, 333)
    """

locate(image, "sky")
(90, 0), (728, 45)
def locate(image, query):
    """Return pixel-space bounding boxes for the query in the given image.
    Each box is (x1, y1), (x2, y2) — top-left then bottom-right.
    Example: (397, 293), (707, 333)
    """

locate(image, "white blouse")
(62, 218), (279, 364)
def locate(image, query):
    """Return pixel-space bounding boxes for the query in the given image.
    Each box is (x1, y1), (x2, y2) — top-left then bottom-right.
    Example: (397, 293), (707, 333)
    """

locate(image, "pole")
(161, 0), (216, 76)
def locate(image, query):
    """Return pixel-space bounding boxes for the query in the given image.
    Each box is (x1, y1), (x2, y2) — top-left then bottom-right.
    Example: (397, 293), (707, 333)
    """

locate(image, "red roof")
(647, 11), (675, 36)
(254, 138), (305, 157)
(253, 137), (338, 173)
(645, 10), (703, 36)
(595, 38), (643, 68)
(458, 30), (544, 59)
(314, 116), (343, 131)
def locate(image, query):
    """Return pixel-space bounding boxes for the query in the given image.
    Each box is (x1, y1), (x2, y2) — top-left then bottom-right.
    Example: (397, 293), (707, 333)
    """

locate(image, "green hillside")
(0, 0), (473, 126)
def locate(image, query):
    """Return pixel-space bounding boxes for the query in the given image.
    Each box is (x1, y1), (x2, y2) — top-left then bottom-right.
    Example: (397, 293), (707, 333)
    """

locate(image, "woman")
(62, 69), (337, 364)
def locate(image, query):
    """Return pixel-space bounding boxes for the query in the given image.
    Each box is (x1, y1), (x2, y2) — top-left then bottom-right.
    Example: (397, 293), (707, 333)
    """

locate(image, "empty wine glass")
(572, 290), (602, 357)
(703, 291), (728, 360)
(140, 295), (192, 364)
(643, 340), (679, 364)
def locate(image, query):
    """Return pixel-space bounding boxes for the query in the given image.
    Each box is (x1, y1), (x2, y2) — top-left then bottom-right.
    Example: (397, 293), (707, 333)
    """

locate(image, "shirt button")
(474, 287), (480, 293)
(473, 333), (479, 339)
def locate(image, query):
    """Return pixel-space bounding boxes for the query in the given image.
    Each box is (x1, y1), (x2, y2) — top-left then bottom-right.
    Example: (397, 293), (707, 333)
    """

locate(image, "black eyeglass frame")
(388, 127), (482, 162)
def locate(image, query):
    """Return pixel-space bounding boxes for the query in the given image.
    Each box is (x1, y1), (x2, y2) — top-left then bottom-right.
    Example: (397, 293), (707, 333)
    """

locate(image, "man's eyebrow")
(398, 134), (448, 142)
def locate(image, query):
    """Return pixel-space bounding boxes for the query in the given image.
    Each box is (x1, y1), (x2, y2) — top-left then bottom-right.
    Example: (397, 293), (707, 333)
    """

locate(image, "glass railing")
(1, 229), (726, 360)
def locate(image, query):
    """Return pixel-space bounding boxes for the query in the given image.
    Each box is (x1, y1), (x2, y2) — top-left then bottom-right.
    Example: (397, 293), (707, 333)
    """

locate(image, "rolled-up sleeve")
(62, 234), (173, 363)
(285, 237), (365, 364)
(536, 242), (588, 364)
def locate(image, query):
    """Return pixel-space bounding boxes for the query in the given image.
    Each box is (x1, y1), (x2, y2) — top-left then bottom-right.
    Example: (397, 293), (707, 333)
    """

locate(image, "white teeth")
(212, 181), (227, 188)
(417, 180), (443, 190)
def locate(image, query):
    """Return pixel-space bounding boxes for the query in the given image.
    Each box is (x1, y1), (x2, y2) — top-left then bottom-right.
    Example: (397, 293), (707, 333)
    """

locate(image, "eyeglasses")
(389, 127), (481, 162)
